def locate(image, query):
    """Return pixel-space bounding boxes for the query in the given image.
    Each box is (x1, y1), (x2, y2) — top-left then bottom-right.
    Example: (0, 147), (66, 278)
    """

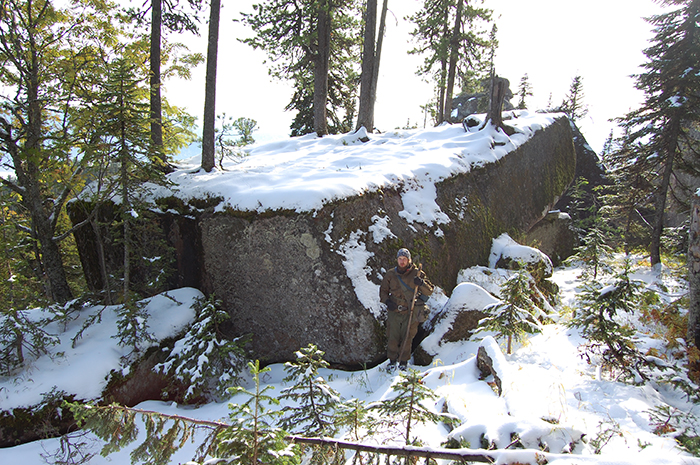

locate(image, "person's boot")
(398, 361), (408, 371)
(386, 360), (397, 372)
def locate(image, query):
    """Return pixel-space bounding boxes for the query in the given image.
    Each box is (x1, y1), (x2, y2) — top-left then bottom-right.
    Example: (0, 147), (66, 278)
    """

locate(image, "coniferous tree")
(617, 0), (700, 267)
(279, 344), (343, 437)
(572, 217), (615, 280)
(479, 267), (544, 354)
(600, 131), (656, 253)
(516, 73), (533, 110)
(0, 307), (60, 375)
(568, 260), (647, 382)
(558, 74), (588, 123)
(408, 0), (494, 124)
(241, 0), (360, 136)
(211, 114), (258, 169)
(218, 360), (301, 464)
(155, 295), (248, 402)
(371, 369), (450, 446)
(93, 57), (165, 300)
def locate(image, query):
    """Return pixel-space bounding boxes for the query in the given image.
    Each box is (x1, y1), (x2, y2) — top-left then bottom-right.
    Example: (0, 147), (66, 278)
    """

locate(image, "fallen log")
(287, 435), (496, 463)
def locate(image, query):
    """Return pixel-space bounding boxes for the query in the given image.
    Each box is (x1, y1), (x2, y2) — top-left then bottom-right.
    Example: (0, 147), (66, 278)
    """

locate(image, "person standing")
(380, 248), (434, 371)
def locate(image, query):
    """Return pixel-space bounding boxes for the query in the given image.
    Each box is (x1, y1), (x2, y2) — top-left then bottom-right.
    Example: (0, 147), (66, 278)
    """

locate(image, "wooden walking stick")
(399, 263), (422, 364)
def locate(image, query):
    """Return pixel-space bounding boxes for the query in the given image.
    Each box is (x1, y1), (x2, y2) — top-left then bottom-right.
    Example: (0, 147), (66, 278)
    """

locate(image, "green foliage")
(647, 405), (700, 457)
(240, 0), (360, 136)
(479, 267), (544, 354)
(155, 295), (249, 403)
(112, 297), (156, 355)
(66, 360), (301, 465)
(568, 260), (648, 382)
(0, 307), (60, 375)
(570, 219), (614, 280)
(556, 75), (588, 122)
(333, 398), (372, 442)
(219, 360), (301, 465)
(516, 73), (533, 110)
(279, 344), (343, 437)
(67, 402), (226, 465)
(614, 1), (700, 265)
(371, 368), (449, 446)
(206, 113), (258, 170)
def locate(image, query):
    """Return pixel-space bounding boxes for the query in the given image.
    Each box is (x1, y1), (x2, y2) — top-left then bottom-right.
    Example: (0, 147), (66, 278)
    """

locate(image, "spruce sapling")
(154, 295), (248, 402)
(0, 307), (60, 374)
(112, 297), (156, 356)
(371, 369), (450, 447)
(279, 344), (343, 437)
(218, 360), (300, 464)
(479, 267), (544, 354)
(569, 259), (646, 381)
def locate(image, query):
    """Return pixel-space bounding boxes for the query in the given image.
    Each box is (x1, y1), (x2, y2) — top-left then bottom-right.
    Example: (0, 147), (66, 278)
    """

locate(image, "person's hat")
(397, 248), (411, 261)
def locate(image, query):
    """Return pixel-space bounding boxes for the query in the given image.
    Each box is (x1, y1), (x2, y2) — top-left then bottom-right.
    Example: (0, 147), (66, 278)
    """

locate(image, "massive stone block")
(69, 117), (576, 367)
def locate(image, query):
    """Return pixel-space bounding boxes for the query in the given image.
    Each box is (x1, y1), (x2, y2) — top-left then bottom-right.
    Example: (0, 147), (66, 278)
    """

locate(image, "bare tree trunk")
(150, 0), (164, 155)
(356, 0), (388, 133)
(356, 0), (376, 132)
(201, 0), (221, 172)
(650, 146), (676, 267)
(369, 0), (388, 120)
(435, 7), (450, 125)
(314, 0), (331, 136)
(688, 192), (700, 348)
(443, 0), (463, 123)
(484, 76), (507, 129)
(23, 32), (74, 303)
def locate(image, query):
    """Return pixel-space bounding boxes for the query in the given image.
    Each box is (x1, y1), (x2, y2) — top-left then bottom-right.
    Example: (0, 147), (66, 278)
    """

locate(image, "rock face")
(69, 117), (576, 367)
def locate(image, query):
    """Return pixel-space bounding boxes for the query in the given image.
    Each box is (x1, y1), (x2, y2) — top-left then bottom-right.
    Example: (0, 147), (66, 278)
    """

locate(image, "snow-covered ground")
(2, 255), (699, 465)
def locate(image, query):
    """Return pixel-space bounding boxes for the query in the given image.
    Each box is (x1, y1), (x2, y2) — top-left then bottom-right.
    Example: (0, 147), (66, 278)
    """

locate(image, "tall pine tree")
(618, 0), (700, 267)
(408, 0), (494, 124)
(241, 0), (360, 136)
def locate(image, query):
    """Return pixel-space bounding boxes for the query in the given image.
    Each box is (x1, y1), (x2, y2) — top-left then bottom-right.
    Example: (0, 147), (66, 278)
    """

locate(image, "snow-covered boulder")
(69, 115), (576, 366)
(524, 210), (576, 266)
(415, 283), (500, 365)
(489, 233), (553, 281)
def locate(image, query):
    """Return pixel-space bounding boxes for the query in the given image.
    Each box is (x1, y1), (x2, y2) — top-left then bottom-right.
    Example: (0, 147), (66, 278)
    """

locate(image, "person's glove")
(414, 276), (424, 286)
(385, 299), (398, 311)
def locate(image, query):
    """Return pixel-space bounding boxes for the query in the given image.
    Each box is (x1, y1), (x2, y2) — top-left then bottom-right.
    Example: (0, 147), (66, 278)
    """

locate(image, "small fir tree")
(218, 360), (300, 465)
(479, 267), (544, 354)
(0, 307), (60, 374)
(559, 74), (588, 122)
(569, 260), (647, 381)
(112, 298), (156, 357)
(371, 369), (451, 447)
(154, 295), (249, 402)
(571, 216), (615, 280)
(279, 344), (343, 437)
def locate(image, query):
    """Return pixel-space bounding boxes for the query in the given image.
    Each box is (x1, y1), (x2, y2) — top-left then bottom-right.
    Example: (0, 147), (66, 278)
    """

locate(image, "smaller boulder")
(525, 211), (576, 267)
(476, 336), (509, 396)
(489, 233), (553, 282)
(416, 283), (500, 365)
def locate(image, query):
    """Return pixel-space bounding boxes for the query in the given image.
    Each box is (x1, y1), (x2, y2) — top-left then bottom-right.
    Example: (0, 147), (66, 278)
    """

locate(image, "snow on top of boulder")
(163, 111), (559, 222)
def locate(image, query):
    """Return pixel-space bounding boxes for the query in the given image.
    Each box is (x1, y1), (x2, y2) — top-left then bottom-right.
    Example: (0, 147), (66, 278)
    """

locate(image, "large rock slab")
(69, 117), (576, 367)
